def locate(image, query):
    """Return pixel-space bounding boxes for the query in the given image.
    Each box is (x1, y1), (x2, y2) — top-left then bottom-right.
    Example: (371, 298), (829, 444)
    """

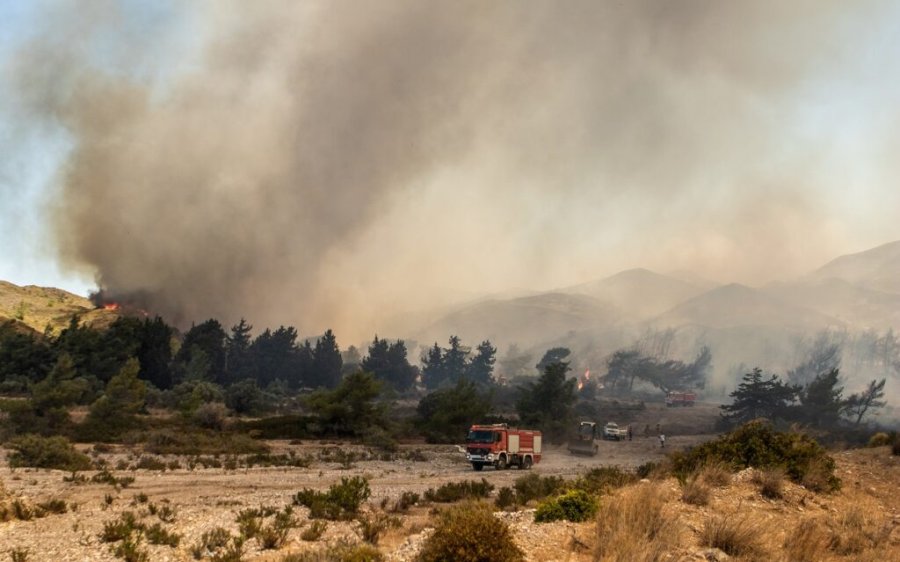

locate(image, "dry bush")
(784, 517), (830, 562)
(697, 463), (732, 487)
(700, 513), (764, 558)
(680, 476), (711, 506)
(594, 483), (678, 562)
(752, 467), (785, 499)
(867, 432), (891, 447)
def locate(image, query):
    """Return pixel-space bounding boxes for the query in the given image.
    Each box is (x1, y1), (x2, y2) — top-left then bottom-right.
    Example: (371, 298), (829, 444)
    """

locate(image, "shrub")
(423, 479), (493, 503)
(112, 534), (149, 562)
(513, 473), (565, 505)
(100, 512), (143, 543)
(573, 466), (635, 495)
(190, 527), (232, 560)
(892, 440), (900, 456)
(785, 518), (830, 562)
(753, 467), (785, 499)
(669, 420), (840, 492)
(867, 432), (891, 447)
(135, 456), (166, 471)
(417, 501), (524, 562)
(388, 491), (419, 513)
(145, 523), (181, 547)
(595, 483), (678, 562)
(300, 520), (327, 541)
(357, 512), (399, 545)
(91, 470), (134, 489)
(36, 499), (67, 514)
(495, 486), (516, 510)
(281, 545), (379, 562)
(680, 476), (711, 506)
(293, 476), (370, 520)
(700, 513), (763, 557)
(7, 435), (92, 471)
(534, 489), (598, 523)
(257, 507), (297, 549)
(697, 463), (732, 487)
(635, 460), (667, 480)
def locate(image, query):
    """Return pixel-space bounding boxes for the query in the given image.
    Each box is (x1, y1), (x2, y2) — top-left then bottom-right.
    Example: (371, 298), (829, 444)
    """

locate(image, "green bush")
(513, 473), (565, 505)
(533, 489), (598, 523)
(417, 501), (524, 562)
(669, 420), (840, 492)
(495, 486), (516, 510)
(573, 466), (636, 494)
(7, 434), (92, 471)
(293, 476), (371, 520)
(423, 479), (494, 503)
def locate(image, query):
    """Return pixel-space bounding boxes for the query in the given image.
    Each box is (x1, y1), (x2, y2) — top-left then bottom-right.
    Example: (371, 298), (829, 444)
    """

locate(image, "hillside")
(655, 283), (844, 330)
(765, 277), (900, 330)
(416, 292), (621, 349)
(563, 268), (707, 320)
(810, 240), (900, 294)
(0, 281), (94, 335)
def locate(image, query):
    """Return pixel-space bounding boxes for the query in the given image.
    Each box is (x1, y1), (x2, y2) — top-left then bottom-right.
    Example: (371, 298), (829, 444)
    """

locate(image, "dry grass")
(700, 512), (765, 559)
(826, 504), (891, 556)
(752, 467), (784, 499)
(697, 462), (732, 487)
(680, 476), (711, 506)
(594, 483), (679, 562)
(783, 518), (830, 562)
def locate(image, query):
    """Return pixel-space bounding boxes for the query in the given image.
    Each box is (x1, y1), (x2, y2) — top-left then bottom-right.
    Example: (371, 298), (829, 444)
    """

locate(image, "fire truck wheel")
(522, 456), (533, 470)
(496, 455), (507, 470)
(472, 462), (484, 471)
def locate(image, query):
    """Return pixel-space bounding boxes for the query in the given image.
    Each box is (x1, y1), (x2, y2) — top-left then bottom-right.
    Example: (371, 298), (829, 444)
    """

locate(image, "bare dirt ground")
(1, 403), (897, 561)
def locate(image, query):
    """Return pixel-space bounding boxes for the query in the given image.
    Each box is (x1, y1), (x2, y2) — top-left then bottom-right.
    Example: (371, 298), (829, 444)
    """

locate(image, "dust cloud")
(7, 0), (897, 339)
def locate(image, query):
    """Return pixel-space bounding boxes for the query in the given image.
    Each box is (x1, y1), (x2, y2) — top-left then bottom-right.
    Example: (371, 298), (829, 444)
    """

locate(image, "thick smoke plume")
(8, 0), (896, 339)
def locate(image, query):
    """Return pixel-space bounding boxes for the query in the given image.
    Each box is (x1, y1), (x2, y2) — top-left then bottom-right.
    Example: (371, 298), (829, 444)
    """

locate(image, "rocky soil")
(0, 406), (897, 561)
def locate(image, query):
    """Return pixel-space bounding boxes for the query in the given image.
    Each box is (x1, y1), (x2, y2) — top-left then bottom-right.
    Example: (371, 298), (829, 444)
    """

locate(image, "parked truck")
(603, 422), (628, 441)
(568, 421), (599, 456)
(465, 423), (542, 471)
(665, 391), (697, 407)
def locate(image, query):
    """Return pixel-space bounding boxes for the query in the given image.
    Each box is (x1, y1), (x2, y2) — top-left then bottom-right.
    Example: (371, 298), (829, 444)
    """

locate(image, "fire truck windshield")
(466, 430), (495, 443)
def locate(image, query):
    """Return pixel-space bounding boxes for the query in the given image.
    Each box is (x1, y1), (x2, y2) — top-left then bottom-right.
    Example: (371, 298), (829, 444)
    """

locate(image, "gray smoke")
(8, 0), (896, 339)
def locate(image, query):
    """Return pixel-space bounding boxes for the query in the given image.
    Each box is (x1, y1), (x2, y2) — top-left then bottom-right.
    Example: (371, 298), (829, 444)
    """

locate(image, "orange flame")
(103, 303), (120, 311)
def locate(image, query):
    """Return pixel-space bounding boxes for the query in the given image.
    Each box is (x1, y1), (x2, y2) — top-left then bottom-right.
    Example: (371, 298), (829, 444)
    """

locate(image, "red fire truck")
(665, 391), (697, 407)
(465, 423), (542, 471)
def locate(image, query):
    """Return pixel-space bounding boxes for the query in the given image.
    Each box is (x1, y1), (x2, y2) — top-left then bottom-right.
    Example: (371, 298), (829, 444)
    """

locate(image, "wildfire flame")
(584, 369), (590, 380)
(103, 303), (120, 311)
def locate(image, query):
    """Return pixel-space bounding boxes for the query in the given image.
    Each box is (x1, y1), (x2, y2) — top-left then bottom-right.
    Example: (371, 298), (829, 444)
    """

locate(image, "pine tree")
(720, 368), (800, 426)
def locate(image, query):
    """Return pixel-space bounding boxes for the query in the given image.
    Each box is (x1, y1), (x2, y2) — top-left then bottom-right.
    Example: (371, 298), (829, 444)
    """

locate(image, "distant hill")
(809, 240), (900, 294)
(563, 268), (707, 320)
(764, 277), (900, 330)
(416, 292), (620, 350)
(0, 280), (113, 335)
(655, 283), (843, 330)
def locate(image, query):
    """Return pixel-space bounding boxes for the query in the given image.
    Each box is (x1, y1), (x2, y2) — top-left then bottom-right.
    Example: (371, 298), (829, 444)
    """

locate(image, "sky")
(2, 0), (900, 340)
